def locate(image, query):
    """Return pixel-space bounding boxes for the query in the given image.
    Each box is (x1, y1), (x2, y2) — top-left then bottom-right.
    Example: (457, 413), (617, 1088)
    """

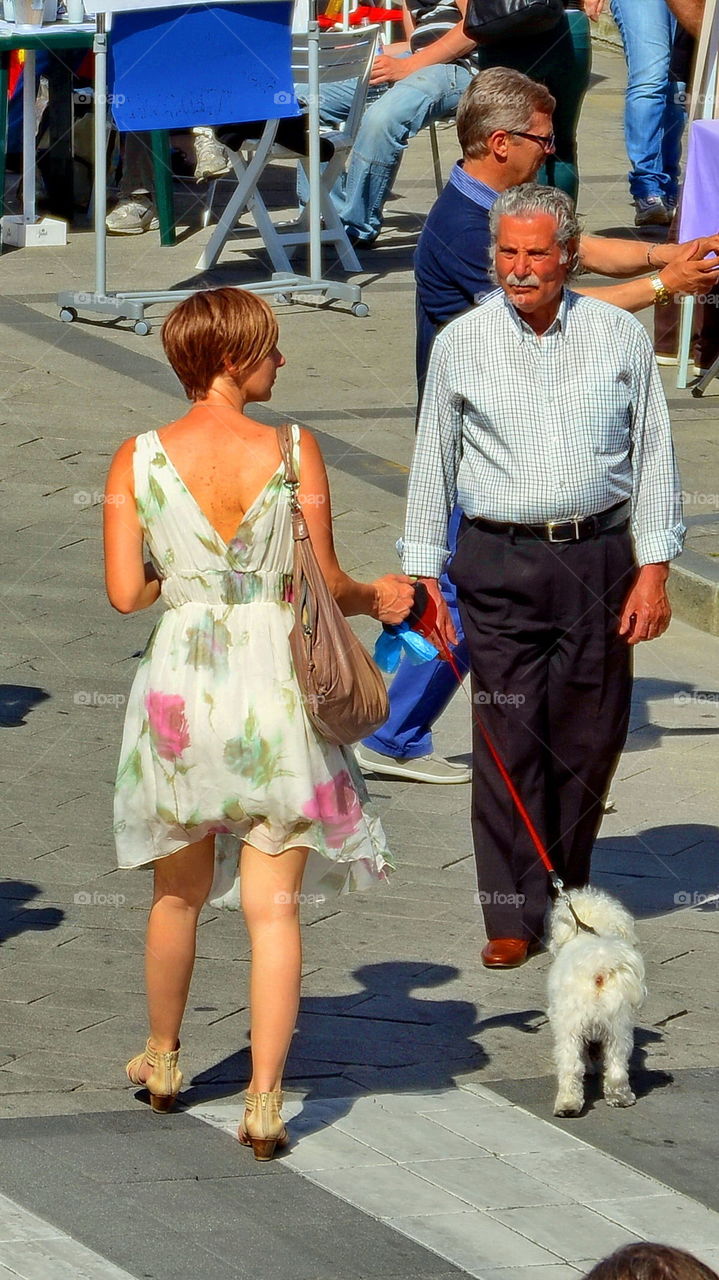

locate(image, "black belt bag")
(471, 500), (631, 544)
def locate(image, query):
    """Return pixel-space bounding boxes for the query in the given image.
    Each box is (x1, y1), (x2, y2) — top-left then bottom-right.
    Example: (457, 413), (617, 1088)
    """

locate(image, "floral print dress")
(113, 426), (394, 907)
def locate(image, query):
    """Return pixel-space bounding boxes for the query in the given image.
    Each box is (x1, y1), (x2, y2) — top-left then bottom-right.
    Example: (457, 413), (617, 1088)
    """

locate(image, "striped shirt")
(407, 0), (480, 70)
(403, 289), (684, 577)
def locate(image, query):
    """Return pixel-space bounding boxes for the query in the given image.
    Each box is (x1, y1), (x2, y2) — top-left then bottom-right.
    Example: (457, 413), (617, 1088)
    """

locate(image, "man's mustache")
(505, 272), (542, 288)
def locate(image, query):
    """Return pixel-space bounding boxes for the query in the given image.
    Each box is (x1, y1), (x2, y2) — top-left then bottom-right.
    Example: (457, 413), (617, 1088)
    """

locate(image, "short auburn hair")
(586, 1245), (719, 1280)
(161, 287), (279, 401)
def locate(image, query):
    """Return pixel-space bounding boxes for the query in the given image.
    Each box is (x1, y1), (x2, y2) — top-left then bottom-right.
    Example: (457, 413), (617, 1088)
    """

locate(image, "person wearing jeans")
(316, 0), (478, 246)
(609, 0), (685, 225)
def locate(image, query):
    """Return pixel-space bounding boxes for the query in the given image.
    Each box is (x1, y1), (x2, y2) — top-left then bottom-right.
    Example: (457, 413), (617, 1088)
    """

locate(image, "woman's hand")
(582, 0), (605, 18)
(371, 574), (415, 624)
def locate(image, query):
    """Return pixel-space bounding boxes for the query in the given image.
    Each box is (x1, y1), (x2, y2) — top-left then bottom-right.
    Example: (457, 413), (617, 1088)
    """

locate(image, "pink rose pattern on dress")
(302, 770), (363, 848)
(146, 691), (191, 761)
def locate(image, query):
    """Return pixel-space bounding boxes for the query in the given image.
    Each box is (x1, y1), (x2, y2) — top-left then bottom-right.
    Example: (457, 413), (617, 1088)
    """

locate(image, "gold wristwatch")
(649, 274), (672, 306)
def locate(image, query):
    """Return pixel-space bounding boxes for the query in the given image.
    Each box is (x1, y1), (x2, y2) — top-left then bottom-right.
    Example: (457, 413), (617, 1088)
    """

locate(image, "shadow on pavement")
(0, 881), (64, 945)
(0, 684), (50, 727)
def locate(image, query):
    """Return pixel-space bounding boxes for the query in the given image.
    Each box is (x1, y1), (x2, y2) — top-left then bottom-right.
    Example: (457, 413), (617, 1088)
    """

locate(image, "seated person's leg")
(338, 63), (472, 244)
(107, 132), (158, 235)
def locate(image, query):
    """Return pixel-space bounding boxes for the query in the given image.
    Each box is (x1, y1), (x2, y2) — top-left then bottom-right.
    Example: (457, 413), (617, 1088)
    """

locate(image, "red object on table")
(318, 6), (403, 26)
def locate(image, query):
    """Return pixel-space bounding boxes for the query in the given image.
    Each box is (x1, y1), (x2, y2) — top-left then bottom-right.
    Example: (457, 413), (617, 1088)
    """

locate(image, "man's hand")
(660, 238), (719, 297)
(370, 53), (415, 86)
(619, 563), (672, 645)
(582, 0), (605, 19)
(418, 577), (459, 654)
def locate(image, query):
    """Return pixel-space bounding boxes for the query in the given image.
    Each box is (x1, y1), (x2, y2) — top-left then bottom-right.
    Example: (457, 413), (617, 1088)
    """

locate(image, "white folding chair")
(196, 26), (379, 275)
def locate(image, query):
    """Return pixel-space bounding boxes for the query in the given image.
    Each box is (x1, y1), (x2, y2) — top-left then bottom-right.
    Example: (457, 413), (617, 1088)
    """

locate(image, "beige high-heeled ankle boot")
(126, 1038), (182, 1113)
(238, 1090), (288, 1160)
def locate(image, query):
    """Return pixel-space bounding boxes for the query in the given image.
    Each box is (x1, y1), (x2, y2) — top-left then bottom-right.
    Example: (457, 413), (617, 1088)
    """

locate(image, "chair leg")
(196, 120), (279, 272)
(202, 177), (218, 229)
(150, 130), (175, 247)
(248, 186), (294, 274)
(429, 120), (443, 199)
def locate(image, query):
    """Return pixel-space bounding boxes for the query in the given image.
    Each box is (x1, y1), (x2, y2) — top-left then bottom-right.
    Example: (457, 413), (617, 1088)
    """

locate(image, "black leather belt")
(471, 500), (631, 544)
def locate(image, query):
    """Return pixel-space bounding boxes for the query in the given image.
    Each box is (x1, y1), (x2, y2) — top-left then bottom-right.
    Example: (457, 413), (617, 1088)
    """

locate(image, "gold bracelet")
(649, 274), (672, 305)
(646, 245), (659, 269)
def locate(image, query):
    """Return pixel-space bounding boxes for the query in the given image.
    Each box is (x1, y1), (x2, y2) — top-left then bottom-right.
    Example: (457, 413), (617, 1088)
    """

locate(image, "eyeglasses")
(507, 130), (556, 153)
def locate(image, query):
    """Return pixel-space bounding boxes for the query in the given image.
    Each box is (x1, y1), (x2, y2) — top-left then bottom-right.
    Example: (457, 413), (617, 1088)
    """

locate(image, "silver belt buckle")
(547, 518), (581, 543)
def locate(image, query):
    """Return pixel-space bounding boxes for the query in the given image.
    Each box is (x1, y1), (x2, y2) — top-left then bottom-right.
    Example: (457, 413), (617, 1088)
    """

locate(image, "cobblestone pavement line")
(0, 1191), (138, 1280)
(189, 1084), (719, 1280)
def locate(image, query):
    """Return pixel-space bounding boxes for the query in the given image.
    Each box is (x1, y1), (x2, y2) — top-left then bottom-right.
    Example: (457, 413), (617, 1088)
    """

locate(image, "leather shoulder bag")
(277, 424), (389, 747)
(463, 0), (564, 44)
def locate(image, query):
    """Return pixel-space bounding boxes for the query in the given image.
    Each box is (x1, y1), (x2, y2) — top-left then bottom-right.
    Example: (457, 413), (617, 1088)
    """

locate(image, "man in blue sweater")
(356, 66), (719, 786)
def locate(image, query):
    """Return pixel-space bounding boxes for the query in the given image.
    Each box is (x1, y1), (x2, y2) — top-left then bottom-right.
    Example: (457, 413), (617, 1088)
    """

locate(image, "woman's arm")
(103, 437), (162, 614)
(296, 429), (413, 623)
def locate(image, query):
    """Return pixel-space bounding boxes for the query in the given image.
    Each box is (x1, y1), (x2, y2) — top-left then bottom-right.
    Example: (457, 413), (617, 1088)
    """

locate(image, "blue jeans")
(319, 60), (472, 242)
(363, 506), (470, 758)
(610, 0), (684, 204)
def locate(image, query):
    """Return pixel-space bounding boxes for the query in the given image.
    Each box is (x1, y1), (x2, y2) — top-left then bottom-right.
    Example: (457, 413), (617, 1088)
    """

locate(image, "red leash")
(411, 583), (563, 891)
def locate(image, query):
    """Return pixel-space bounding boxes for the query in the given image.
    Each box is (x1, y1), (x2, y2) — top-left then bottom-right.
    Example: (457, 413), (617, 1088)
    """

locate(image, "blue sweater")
(414, 165), (497, 386)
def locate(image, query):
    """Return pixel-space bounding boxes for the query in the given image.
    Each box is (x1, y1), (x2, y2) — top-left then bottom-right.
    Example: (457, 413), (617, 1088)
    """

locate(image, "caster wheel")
(59, 307), (77, 323)
(133, 320), (151, 336)
(351, 302), (369, 318)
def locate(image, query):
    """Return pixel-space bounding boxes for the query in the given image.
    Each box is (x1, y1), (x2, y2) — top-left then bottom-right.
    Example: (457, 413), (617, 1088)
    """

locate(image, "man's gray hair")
(456, 68), (555, 161)
(489, 184), (581, 276)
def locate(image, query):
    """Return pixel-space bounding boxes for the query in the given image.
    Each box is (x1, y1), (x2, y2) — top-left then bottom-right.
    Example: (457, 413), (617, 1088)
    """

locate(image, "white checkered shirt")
(403, 289), (685, 577)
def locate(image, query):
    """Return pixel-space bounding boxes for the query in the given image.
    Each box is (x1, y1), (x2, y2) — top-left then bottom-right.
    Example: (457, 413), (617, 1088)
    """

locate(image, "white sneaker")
(354, 745), (471, 784)
(106, 199), (159, 235)
(193, 129), (230, 182)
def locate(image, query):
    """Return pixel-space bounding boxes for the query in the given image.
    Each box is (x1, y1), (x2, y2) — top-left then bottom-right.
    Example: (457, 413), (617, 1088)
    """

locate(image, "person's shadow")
(0, 685), (50, 727)
(181, 961), (545, 1136)
(0, 882), (64, 945)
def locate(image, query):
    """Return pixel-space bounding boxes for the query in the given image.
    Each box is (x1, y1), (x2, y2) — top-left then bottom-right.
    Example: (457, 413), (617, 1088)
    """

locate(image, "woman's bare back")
(156, 407), (284, 544)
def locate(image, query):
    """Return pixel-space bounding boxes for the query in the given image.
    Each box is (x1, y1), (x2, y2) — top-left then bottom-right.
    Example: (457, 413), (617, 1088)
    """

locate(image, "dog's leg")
(553, 1029), (586, 1117)
(603, 1019), (636, 1108)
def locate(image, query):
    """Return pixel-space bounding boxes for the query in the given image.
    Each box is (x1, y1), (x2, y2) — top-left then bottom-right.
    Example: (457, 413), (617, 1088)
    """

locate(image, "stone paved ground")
(0, 36), (718, 1280)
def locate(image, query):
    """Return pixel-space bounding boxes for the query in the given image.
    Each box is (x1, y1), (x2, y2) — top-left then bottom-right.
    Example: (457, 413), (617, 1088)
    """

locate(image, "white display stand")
(676, 0), (719, 394)
(56, 0), (367, 333)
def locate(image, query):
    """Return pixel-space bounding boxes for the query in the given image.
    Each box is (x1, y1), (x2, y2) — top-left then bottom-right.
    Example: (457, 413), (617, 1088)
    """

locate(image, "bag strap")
(277, 423), (299, 488)
(276, 424), (309, 542)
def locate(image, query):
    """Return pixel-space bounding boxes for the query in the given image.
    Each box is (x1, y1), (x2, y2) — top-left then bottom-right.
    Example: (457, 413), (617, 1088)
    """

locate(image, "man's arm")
(575, 235), (719, 312)
(665, 0), (703, 38)
(371, 0), (476, 84)
(402, 333), (462, 649)
(619, 324), (685, 644)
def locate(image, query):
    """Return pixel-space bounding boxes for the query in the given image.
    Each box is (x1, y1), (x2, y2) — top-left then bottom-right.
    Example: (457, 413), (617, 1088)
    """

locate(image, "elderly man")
(402, 184), (684, 968)
(357, 67), (717, 786)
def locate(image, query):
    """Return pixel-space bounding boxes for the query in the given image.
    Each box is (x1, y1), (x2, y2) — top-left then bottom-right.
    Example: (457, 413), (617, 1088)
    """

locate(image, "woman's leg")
(240, 842), (309, 1093)
(143, 834), (216, 1056)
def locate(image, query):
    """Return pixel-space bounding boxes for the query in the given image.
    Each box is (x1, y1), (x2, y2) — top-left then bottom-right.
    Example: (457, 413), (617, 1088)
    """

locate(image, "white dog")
(547, 887), (646, 1117)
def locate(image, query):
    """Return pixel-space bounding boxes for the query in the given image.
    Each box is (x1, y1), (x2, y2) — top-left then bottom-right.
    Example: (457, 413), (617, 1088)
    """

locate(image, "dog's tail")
(549, 937), (647, 1012)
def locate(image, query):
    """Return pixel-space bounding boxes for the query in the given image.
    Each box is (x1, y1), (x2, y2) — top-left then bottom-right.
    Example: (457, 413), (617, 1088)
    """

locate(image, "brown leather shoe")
(481, 938), (530, 968)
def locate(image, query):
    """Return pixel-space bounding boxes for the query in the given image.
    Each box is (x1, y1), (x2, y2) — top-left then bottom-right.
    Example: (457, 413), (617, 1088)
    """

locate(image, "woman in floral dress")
(103, 287), (413, 1158)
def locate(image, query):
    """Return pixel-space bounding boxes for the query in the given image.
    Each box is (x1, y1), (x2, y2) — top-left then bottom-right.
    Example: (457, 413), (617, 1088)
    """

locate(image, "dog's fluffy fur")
(547, 887), (646, 1117)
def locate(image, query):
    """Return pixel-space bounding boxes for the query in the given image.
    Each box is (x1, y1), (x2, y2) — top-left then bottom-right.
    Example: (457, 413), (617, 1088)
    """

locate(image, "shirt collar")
(449, 162), (499, 211)
(502, 288), (570, 341)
